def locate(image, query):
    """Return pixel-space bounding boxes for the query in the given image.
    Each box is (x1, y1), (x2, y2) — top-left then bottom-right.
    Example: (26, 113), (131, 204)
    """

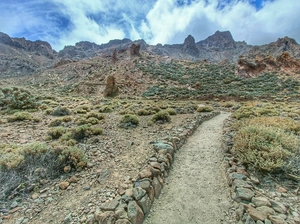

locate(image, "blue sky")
(0, 0), (299, 51)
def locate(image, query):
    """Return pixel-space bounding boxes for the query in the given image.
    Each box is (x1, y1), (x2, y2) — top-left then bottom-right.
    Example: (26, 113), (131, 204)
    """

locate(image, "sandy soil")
(145, 112), (234, 224)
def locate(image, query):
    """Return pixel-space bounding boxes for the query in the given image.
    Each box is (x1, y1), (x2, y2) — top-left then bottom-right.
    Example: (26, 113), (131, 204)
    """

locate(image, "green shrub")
(51, 106), (71, 116)
(7, 111), (34, 122)
(151, 111), (171, 123)
(99, 105), (113, 113)
(47, 126), (66, 139)
(86, 112), (105, 120)
(165, 108), (177, 115)
(137, 109), (152, 116)
(233, 105), (278, 120)
(197, 105), (214, 112)
(0, 87), (39, 109)
(119, 114), (139, 129)
(233, 125), (299, 172)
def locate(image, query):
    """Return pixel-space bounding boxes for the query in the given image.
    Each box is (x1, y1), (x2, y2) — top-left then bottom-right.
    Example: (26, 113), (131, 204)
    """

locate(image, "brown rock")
(8, 207), (22, 214)
(251, 197), (271, 207)
(111, 48), (117, 64)
(276, 186), (287, 193)
(59, 181), (70, 190)
(244, 204), (267, 221)
(139, 168), (152, 179)
(95, 211), (116, 223)
(31, 192), (39, 199)
(69, 176), (78, 183)
(130, 43), (140, 57)
(99, 199), (119, 211)
(268, 215), (287, 224)
(103, 75), (118, 97)
(149, 162), (161, 170)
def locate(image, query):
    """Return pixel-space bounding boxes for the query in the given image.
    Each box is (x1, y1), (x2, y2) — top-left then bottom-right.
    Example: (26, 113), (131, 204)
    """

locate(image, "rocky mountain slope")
(1, 30), (300, 78)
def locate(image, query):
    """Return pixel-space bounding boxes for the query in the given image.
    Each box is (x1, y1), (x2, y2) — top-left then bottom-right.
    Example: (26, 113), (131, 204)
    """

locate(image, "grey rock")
(132, 187), (146, 201)
(137, 194), (152, 215)
(15, 217), (25, 224)
(256, 221), (264, 224)
(245, 215), (255, 224)
(231, 172), (247, 180)
(127, 201), (144, 224)
(64, 213), (72, 224)
(256, 206), (275, 216)
(152, 177), (162, 199)
(134, 179), (151, 193)
(264, 218), (272, 224)
(121, 195), (133, 203)
(270, 199), (287, 214)
(236, 187), (255, 201)
(153, 142), (174, 154)
(86, 214), (95, 224)
(115, 208), (128, 219)
(98, 169), (111, 184)
(232, 179), (253, 189)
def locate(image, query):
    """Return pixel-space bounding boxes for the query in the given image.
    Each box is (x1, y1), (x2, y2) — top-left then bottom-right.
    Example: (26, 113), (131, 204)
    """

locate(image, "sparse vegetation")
(119, 114), (139, 129)
(151, 111), (171, 124)
(197, 105), (214, 112)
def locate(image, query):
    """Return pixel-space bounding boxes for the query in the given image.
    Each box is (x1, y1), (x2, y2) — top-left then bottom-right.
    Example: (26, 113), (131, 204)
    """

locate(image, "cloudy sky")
(0, 0), (299, 51)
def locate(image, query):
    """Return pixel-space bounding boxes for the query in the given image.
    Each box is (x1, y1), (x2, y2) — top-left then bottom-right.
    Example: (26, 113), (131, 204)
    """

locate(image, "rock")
(98, 169), (111, 184)
(294, 217), (300, 224)
(269, 199), (287, 214)
(115, 219), (131, 224)
(130, 43), (140, 57)
(111, 48), (117, 64)
(115, 208), (128, 220)
(99, 199), (119, 211)
(132, 187), (146, 201)
(152, 177), (162, 199)
(235, 188), (254, 201)
(150, 167), (161, 177)
(244, 204), (267, 221)
(138, 168), (152, 179)
(230, 172), (247, 181)
(256, 206), (275, 217)
(268, 215), (287, 224)
(232, 179), (253, 189)
(125, 189), (134, 197)
(153, 142), (174, 154)
(244, 214), (256, 224)
(69, 176), (78, 183)
(64, 213), (72, 224)
(149, 162), (161, 170)
(15, 217), (25, 224)
(134, 179), (151, 193)
(276, 186), (287, 193)
(148, 185), (155, 201)
(251, 197), (271, 207)
(182, 35), (199, 56)
(127, 201), (144, 224)
(86, 214), (95, 224)
(265, 219), (272, 224)
(137, 194), (152, 214)
(31, 192), (39, 200)
(95, 211), (116, 224)
(257, 221), (264, 224)
(59, 181), (70, 190)
(103, 75), (118, 97)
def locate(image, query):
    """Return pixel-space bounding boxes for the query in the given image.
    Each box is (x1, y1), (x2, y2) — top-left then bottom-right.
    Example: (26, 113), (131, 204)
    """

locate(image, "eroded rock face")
(197, 30), (236, 49)
(235, 52), (300, 78)
(103, 75), (119, 97)
(130, 43), (140, 57)
(182, 35), (199, 56)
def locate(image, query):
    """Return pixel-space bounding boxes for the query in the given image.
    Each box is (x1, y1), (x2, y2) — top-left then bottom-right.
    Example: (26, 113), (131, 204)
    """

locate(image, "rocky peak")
(182, 35), (199, 56)
(75, 41), (100, 51)
(130, 43), (141, 57)
(275, 36), (298, 47)
(197, 30), (236, 49)
(0, 32), (13, 45)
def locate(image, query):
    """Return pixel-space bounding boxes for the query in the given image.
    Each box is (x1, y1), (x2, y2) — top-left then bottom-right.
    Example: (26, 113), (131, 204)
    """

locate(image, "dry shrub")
(233, 125), (299, 172)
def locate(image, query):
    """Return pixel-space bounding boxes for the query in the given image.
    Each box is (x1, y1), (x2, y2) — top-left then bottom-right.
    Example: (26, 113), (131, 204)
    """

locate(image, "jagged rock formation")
(103, 75), (118, 97)
(235, 52), (300, 78)
(182, 35), (199, 57)
(197, 30), (236, 49)
(111, 48), (117, 64)
(130, 43), (141, 57)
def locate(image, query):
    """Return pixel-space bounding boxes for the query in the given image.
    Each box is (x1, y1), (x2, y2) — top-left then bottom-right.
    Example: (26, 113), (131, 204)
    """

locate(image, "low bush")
(47, 126), (66, 139)
(233, 105), (278, 120)
(137, 109), (152, 116)
(233, 124), (299, 172)
(197, 105), (214, 112)
(51, 106), (71, 116)
(7, 111), (36, 122)
(119, 114), (139, 129)
(151, 111), (171, 123)
(99, 105), (113, 113)
(165, 108), (177, 115)
(48, 116), (73, 127)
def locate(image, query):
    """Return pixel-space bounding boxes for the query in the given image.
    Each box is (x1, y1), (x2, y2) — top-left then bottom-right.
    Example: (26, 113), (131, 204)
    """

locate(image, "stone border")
(222, 117), (300, 224)
(93, 111), (220, 224)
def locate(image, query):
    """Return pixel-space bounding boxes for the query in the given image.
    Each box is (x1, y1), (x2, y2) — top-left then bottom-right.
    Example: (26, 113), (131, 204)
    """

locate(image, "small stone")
(63, 166), (71, 173)
(86, 214), (95, 224)
(276, 186), (287, 193)
(265, 218), (272, 224)
(15, 217), (25, 224)
(251, 197), (271, 207)
(31, 193), (39, 200)
(293, 217), (300, 224)
(64, 213), (72, 224)
(269, 215), (287, 224)
(125, 189), (133, 197)
(69, 176), (78, 183)
(137, 194), (152, 215)
(98, 169), (111, 184)
(149, 162), (161, 170)
(59, 181), (70, 190)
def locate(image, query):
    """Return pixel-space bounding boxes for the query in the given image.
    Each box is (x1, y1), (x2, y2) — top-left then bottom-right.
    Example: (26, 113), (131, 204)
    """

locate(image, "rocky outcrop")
(182, 35), (199, 56)
(197, 30), (236, 49)
(104, 75), (119, 97)
(235, 52), (300, 78)
(130, 43), (141, 57)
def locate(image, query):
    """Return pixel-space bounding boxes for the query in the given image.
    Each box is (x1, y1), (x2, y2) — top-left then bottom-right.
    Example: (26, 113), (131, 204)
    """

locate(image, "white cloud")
(0, 0), (300, 51)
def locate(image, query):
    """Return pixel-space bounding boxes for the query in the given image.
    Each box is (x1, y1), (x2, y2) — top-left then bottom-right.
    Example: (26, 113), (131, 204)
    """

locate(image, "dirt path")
(145, 112), (234, 224)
